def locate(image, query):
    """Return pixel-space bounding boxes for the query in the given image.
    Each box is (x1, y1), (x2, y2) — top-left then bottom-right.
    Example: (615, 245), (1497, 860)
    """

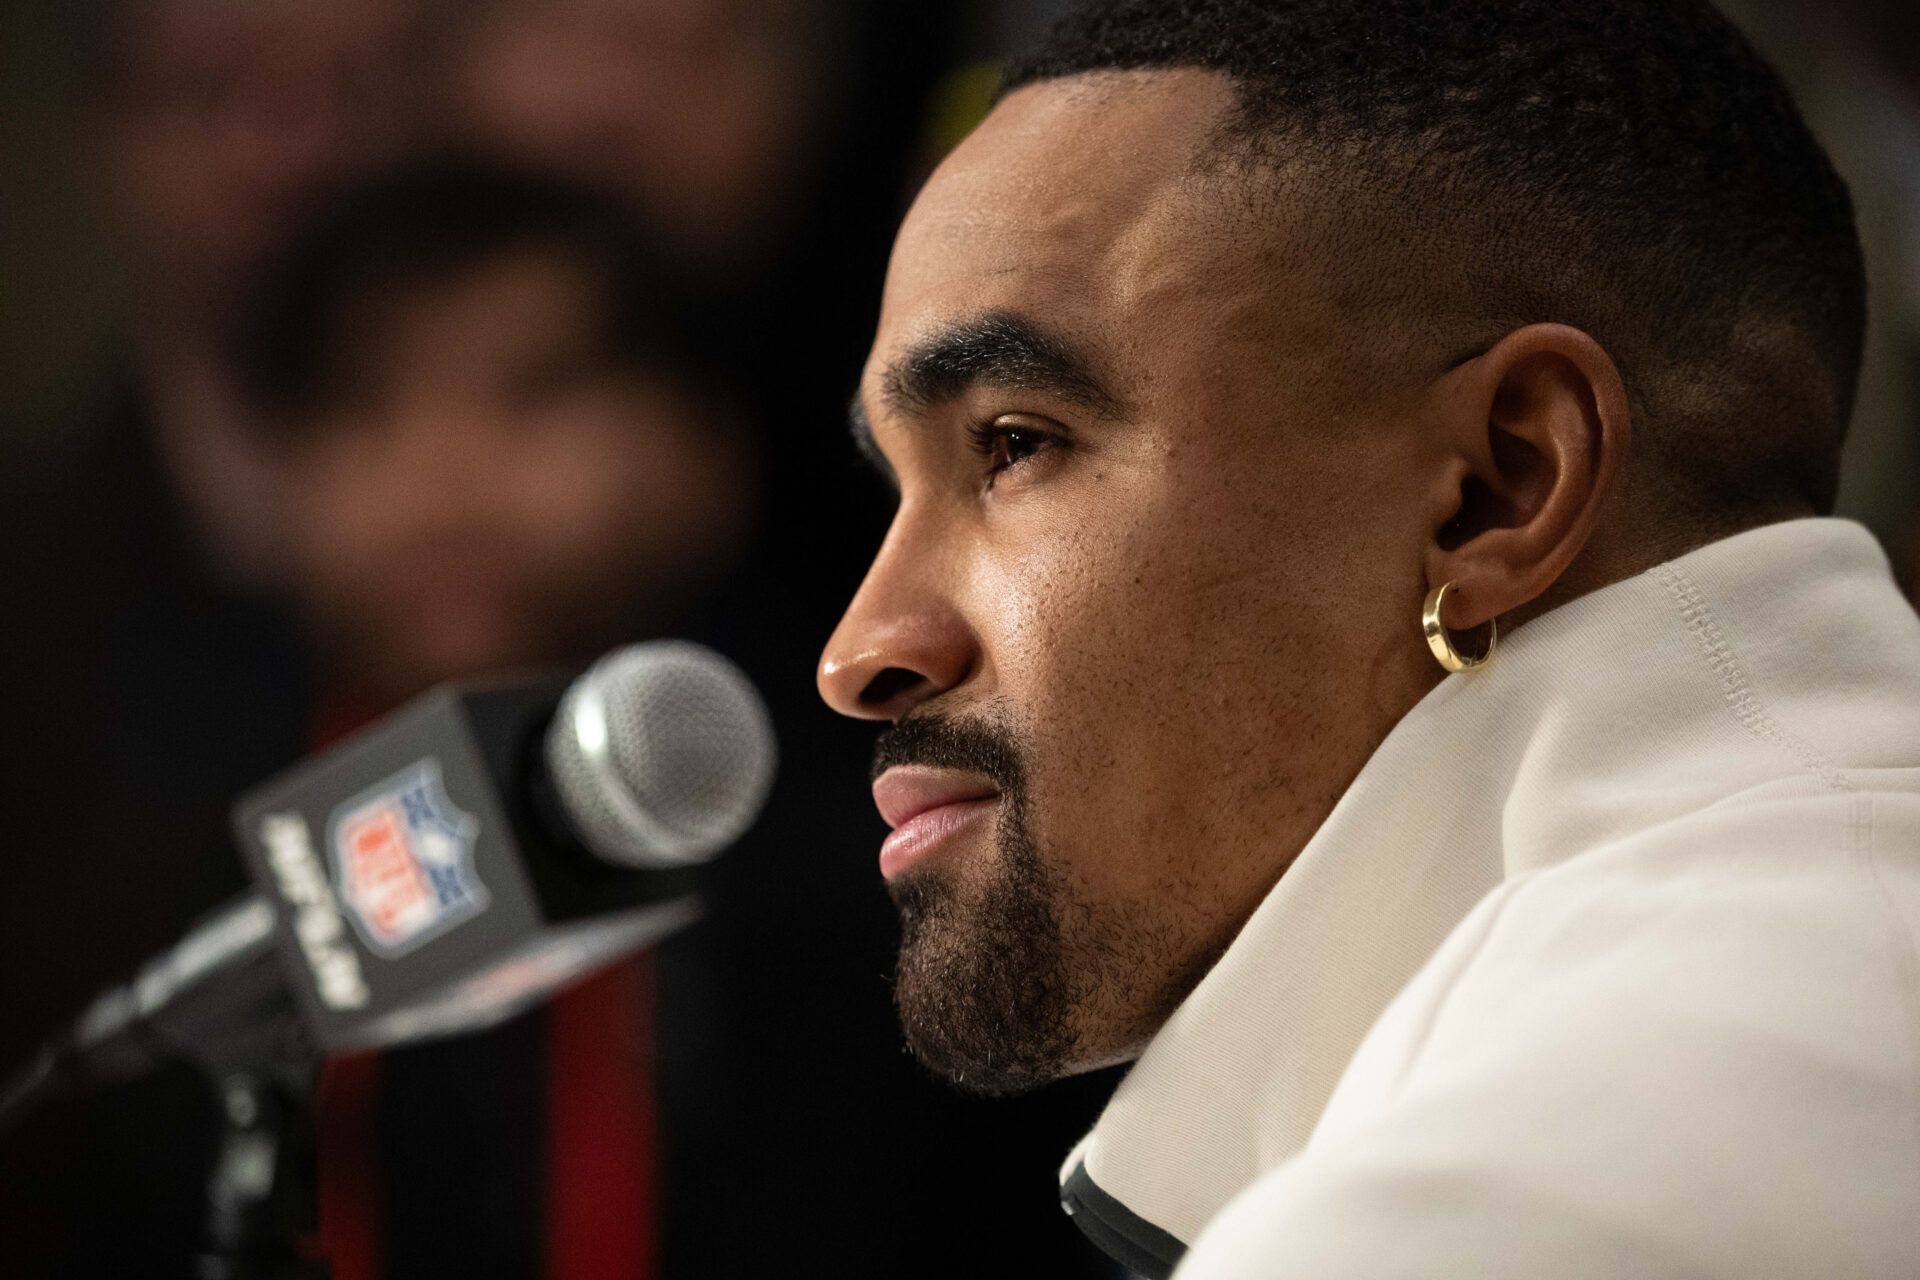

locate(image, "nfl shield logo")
(330, 759), (488, 957)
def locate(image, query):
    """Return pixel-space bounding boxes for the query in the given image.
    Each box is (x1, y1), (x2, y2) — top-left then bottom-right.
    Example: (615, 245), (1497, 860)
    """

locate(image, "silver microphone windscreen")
(544, 641), (777, 868)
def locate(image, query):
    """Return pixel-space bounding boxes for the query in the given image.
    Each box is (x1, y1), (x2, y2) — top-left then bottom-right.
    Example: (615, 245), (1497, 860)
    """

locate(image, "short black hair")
(1003, 0), (1866, 520)
(238, 161), (730, 427)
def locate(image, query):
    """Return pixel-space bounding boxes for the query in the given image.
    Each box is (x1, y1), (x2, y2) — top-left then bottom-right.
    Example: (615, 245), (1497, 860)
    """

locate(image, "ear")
(1419, 323), (1630, 631)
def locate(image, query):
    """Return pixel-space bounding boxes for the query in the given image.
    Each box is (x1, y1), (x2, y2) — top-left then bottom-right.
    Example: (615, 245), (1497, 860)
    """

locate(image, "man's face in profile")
(819, 71), (1445, 1092)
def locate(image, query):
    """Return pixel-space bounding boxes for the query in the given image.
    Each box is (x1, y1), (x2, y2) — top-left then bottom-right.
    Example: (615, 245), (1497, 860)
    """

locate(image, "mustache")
(869, 710), (1029, 794)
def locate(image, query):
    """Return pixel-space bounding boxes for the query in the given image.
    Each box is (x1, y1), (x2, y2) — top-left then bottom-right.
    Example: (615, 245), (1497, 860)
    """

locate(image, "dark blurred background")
(0, 1), (1914, 1277)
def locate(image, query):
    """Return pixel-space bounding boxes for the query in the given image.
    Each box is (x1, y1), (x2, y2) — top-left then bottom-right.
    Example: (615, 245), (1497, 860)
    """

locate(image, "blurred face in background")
(449, 0), (835, 272)
(99, 0), (430, 305)
(282, 244), (752, 703)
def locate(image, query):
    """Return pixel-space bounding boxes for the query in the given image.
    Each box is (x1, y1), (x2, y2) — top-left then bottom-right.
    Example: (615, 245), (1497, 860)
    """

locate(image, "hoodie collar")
(1057, 518), (1899, 1276)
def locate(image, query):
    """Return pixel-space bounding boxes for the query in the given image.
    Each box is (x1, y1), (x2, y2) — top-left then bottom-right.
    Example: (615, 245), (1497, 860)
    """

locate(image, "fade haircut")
(1003, 0), (1866, 521)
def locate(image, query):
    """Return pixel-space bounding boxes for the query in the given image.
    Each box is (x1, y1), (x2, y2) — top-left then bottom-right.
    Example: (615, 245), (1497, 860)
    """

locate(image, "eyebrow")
(848, 310), (1129, 480)
(883, 311), (1126, 420)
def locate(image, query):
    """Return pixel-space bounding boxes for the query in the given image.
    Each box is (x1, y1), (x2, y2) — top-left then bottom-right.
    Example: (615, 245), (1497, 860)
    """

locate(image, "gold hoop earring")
(1422, 581), (1496, 673)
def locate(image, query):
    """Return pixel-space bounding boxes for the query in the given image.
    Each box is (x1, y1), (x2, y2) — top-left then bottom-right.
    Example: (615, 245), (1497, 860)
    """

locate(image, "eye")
(966, 418), (1058, 485)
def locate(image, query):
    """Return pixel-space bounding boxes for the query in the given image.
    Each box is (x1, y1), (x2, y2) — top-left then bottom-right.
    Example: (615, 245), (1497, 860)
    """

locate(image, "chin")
(889, 855), (1078, 1097)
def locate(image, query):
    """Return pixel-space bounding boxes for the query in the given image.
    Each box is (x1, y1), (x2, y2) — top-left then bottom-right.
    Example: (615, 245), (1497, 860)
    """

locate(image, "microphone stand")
(0, 895), (331, 1278)
(199, 1055), (329, 1280)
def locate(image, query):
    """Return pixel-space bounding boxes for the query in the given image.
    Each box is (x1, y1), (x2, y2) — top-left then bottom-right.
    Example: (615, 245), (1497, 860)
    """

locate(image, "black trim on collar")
(1060, 1160), (1186, 1279)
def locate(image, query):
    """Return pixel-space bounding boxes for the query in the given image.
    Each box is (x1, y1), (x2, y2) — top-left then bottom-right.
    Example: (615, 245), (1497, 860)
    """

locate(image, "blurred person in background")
(446, 0), (846, 283)
(0, 1), (439, 1270)
(0, 1), (1119, 1275)
(1717, 0), (1920, 595)
(85, 0), (440, 584)
(238, 161), (752, 1279)
(1821, 0), (1920, 596)
(247, 165), (755, 717)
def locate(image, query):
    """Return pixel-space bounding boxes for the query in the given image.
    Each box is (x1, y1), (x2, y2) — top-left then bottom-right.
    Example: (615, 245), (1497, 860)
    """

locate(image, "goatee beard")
(873, 713), (1076, 1096)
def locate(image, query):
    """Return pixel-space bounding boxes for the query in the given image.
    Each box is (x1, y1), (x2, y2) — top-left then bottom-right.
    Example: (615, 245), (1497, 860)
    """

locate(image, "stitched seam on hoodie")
(1850, 797), (1920, 1180)
(1654, 564), (1851, 794)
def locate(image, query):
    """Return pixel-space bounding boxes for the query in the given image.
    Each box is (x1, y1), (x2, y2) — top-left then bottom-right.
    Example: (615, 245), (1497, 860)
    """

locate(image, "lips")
(872, 766), (998, 828)
(871, 766), (999, 879)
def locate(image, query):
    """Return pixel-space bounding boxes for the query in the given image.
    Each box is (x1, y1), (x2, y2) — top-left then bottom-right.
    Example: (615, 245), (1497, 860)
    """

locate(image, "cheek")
(970, 463), (1348, 908)
(501, 444), (627, 538)
(984, 470), (1290, 732)
(287, 466), (380, 583)
(494, 440), (668, 584)
(511, 408), (746, 574)
(291, 440), (427, 553)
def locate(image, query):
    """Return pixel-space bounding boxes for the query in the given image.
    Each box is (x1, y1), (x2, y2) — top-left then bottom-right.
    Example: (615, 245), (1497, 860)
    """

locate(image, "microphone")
(0, 641), (775, 1123)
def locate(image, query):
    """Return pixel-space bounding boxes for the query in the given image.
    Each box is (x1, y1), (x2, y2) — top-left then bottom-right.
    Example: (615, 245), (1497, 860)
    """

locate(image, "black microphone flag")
(234, 676), (699, 1053)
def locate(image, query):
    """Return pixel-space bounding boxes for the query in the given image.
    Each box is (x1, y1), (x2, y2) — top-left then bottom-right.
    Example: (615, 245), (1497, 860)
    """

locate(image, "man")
(818, 1), (1920, 1276)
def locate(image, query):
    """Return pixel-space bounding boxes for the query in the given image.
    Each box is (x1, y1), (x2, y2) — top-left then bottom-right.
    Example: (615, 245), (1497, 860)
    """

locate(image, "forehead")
(123, 0), (420, 69)
(871, 71), (1250, 389)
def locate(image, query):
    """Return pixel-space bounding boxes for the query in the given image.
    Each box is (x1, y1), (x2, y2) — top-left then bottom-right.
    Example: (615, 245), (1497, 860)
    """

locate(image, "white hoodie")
(1059, 518), (1920, 1279)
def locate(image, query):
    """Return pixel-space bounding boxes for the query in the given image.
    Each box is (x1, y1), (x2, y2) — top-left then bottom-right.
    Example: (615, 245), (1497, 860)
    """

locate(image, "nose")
(817, 526), (977, 722)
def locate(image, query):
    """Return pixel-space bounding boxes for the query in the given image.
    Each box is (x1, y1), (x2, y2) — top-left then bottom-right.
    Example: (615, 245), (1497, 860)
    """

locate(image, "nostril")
(858, 666), (924, 710)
